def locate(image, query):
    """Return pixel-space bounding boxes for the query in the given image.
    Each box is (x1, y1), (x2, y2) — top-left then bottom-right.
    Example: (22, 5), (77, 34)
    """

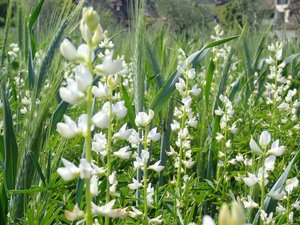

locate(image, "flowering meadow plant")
(1, 1), (300, 225)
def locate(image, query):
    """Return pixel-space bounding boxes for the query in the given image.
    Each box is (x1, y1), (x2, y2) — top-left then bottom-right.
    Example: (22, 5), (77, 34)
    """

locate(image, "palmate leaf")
(150, 35), (239, 113)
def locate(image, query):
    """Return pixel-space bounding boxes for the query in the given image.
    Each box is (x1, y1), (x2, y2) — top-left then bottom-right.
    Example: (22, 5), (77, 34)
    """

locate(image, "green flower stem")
(286, 194), (290, 223)
(105, 92), (113, 225)
(260, 147), (267, 214)
(85, 85), (93, 225)
(143, 128), (149, 225)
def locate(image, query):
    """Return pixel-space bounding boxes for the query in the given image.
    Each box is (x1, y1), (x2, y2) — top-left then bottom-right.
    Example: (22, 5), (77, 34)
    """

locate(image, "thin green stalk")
(105, 92), (113, 225)
(286, 194), (290, 223)
(85, 85), (93, 225)
(143, 128), (149, 225)
(260, 147), (267, 220)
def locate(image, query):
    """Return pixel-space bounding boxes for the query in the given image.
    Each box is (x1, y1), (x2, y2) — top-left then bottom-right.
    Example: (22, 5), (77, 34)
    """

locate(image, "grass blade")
(1, 84), (19, 191)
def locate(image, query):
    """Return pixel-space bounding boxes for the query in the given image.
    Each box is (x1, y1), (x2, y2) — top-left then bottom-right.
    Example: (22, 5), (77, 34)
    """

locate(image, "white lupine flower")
(113, 123), (132, 140)
(133, 156), (144, 169)
(187, 117), (197, 127)
(112, 101), (127, 118)
(264, 156), (276, 171)
(147, 183), (154, 206)
(92, 108), (110, 128)
(57, 158), (80, 181)
(182, 158), (194, 168)
(113, 146), (131, 159)
(57, 115), (81, 138)
(92, 133), (107, 155)
(260, 210), (273, 224)
(128, 178), (142, 190)
(189, 84), (201, 96)
(60, 39), (78, 61)
(216, 132), (224, 142)
(166, 146), (177, 156)
(259, 131), (271, 147)
(285, 177), (299, 194)
(91, 162), (106, 175)
(171, 120), (180, 131)
(95, 51), (124, 75)
(249, 138), (263, 154)
(91, 200), (128, 218)
(267, 139), (285, 156)
(90, 175), (99, 196)
(128, 129), (141, 146)
(175, 78), (185, 92)
(182, 96), (192, 108)
(109, 171), (118, 194)
(268, 189), (286, 200)
(243, 195), (259, 208)
(59, 78), (84, 104)
(276, 203), (286, 213)
(147, 127), (161, 141)
(292, 200), (300, 210)
(215, 107), (224, 116)
(243, 172), (258, 187)
(65, 204), (85, 221)
(148, 160), (164, 172)
(129, 206), (143, 218)
(187, 68), (196, 79)
(79, 158), (93, 179)
(202, 215), (215, 225)
(149, 215), (163, 224)
(135, 110), (154, 127)
(92, 81), (110, 98)
(75, 64), (93, 92)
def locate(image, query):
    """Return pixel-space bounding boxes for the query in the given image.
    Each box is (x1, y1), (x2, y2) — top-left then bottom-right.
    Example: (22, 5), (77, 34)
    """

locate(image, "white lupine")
(57, 158), (80, 181)
(113, 146), (131, 159)
(92, 108), (110, 128)
(149, 215), (163, 224)
(243, 195), (259, 208)
(202, 215), (215, 225)
(285, 177), (299, 194)
(148, 160), (164, 172)
(175, 78), (185, 92)
(65, 204), (85, 221)
(79, 158), (93, 179)
(147, 127), (161, 141)
(268, 189), (286, 200)
(92, 81), (110, 98)
(128, 129), (141, 146)
(243, 172), (259, 187)
(59, 78), (84, 104)
(182, 158), (194, 168)
(91, 200), (128, 218)
(92, 132), (107, 155)
(95, 51), (124, 76)
(109, 171), (118, 195)
(129, 206), (143, 218)
(90, 175), (99, 196)
(57, 115), (81, 138)
(249, 138), (263, 154)
(112, 101), (127, 118)
(264, 156), (276, 171)
(267, 139), (285, 156)
(147, 183), (154, 206)
(60, 39), (78, 61)
(75, 64), (93, 92)
(187, 68), (196, 79)
(128, 178), (142, 190)
(292, 200), (300, 210)
(189, 84), (201, 96)
(171, 120), (180, 131)
(113, 123), (132, 140)
(135, 110), (154, 127)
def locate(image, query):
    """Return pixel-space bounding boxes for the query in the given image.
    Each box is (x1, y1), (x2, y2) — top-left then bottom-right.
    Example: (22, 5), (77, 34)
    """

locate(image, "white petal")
(259, 131), (271, 147)
(250, 138), (263, 154)
(60, 39), (78, 61)
(202, 215), (215, 225)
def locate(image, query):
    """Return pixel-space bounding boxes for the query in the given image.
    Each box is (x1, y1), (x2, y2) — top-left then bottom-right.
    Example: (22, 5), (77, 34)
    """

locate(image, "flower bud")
(60, 39), (78, 61)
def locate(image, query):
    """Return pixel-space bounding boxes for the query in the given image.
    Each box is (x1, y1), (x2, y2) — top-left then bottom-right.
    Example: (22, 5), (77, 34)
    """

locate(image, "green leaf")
(27, 0), (45, 57)
(50, 101), (69, 135)
(120, 83), (137, 129)
(1, 85), (19, 191)
(150, 35), (239, 113)
(205, 60), (215, 109)
(28, 151), (47, 186)
(0, 184), (8, 225)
